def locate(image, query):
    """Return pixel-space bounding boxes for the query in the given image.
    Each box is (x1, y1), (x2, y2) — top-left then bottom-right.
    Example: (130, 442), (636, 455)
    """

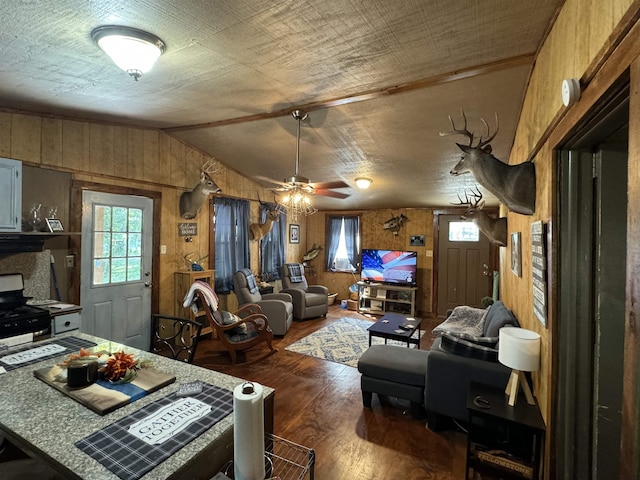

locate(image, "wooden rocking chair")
(194, 289), (276, 364)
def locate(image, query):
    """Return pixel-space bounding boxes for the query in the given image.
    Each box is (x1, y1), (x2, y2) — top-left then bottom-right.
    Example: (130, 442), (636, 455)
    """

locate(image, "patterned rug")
(285, 317), (423, 368)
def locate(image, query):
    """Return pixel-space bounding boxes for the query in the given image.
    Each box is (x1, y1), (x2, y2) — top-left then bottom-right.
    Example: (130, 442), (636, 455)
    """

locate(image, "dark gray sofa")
(357, 301), (518, 430)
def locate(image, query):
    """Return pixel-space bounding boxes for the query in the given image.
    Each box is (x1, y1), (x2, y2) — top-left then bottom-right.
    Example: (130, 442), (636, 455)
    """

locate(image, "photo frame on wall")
(289, 224), (300, 244)
(46, 218), (64, 232)
(409, 235), (425, 247)
(511, 232), (522, 277)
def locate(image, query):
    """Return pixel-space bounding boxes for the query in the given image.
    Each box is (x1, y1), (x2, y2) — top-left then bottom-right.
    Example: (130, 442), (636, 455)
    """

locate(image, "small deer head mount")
(179, 159), (223, 219)
(452, 187), (507, 247)
(249, 195), (280, 242)
(383, 213), (409, 235)
(441, 109), (536, 215)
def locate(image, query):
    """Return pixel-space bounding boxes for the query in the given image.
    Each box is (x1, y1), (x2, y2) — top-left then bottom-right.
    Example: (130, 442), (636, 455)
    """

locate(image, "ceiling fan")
(256, 110), (351, 199)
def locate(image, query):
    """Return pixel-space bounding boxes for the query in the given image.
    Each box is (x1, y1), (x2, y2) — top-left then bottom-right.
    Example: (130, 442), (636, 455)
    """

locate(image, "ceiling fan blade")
(314, 189), (351, 199)
(254, 175), (288, 187)
(311, 180), (350, 190)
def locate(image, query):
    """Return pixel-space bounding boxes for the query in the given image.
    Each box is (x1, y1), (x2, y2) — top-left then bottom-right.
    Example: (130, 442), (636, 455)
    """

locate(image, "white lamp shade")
(97, 35), (162, 74)
(92, 26), (165, 80)
(498, 328), (540, 372)
(355, 178), (372, 189)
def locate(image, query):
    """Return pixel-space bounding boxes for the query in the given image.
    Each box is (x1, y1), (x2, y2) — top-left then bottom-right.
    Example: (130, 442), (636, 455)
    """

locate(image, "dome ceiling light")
(91, 25), (166, 81)
(355, 178), (372, 189)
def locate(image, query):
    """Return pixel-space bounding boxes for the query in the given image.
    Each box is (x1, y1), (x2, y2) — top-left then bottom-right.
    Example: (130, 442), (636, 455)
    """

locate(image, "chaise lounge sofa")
(357, 301), (519, 430)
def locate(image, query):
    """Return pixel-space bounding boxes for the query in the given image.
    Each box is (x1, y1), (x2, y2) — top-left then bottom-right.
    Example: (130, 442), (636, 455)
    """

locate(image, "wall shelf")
(0, 233), (81, 255)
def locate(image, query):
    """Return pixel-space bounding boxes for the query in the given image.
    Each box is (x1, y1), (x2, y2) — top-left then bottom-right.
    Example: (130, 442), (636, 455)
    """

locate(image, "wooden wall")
(499, 0), (639, 475)
(0, 111), (278, 316)
(305, 208), (434, 314)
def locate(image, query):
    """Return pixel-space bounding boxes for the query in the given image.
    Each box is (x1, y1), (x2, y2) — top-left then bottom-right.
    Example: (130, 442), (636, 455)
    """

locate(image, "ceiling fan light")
(355, 177), (372, 189)
(92, 26), (165, 81)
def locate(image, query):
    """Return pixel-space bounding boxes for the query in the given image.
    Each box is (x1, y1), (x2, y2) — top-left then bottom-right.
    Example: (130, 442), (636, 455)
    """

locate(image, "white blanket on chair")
(183, 281), (219, 313)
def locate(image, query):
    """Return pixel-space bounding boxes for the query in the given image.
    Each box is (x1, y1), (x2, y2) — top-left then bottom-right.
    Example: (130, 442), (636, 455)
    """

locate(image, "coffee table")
(367, 313), (422, 348)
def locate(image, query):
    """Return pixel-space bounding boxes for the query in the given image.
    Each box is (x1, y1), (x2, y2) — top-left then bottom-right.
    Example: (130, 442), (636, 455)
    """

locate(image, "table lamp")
(498, 328), (541, 406)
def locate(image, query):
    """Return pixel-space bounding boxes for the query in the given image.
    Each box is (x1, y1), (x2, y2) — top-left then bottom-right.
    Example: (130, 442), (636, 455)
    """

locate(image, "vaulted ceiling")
(0, 0), (562, 210)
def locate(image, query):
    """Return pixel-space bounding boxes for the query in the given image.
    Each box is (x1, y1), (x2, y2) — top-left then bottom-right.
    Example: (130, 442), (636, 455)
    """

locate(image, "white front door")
(80, 191), (153, 350)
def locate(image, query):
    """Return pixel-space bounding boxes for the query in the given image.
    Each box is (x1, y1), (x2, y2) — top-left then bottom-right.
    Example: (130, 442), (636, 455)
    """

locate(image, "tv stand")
(356, 281), (417, 317)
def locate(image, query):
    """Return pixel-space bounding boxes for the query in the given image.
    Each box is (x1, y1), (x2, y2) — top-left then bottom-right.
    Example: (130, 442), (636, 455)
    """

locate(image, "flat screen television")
(360, 249), (418, 286)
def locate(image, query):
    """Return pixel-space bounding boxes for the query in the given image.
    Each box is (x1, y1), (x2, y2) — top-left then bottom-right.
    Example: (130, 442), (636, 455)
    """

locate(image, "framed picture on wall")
(46, 218), (64, 232)
(289, 224), (300, 244)
(410, 235), (425, 247)
(511, 232), (521, 277)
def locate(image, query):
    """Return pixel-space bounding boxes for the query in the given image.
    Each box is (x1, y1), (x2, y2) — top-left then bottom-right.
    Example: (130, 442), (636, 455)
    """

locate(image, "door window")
(92, 205), (143, 285)
(448, 221), (479, 242)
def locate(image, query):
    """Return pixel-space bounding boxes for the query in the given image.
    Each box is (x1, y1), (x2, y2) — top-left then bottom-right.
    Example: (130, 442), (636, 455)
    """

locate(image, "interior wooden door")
(436, 214), (491, 316)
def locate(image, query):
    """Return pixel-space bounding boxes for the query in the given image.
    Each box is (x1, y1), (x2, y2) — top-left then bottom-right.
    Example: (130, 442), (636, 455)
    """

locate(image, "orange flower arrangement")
(99, 350), (141, 383)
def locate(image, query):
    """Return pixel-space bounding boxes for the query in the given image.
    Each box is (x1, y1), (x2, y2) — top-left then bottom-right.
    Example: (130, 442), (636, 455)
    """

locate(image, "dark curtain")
(343, 216), (359, 269)
(213, 197), (250, 293)
(259, 204), (286, 281)
(325, 216), (344, 270)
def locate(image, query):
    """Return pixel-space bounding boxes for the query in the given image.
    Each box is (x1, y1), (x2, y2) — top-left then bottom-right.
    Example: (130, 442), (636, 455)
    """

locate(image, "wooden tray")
(34, 365), (176, 415)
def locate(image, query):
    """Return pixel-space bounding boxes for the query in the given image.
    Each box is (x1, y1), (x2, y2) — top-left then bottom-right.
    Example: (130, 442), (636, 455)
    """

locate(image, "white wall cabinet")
(0, 157), (22, 232)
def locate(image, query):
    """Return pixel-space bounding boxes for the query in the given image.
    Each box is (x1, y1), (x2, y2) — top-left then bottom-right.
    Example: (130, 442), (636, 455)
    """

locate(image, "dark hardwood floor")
(193, 305), (467, 479)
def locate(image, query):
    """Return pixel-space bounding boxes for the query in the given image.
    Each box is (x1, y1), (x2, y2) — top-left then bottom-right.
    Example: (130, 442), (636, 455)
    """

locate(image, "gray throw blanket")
(239, 268), (259, 294)
(286, 263), (304, 283)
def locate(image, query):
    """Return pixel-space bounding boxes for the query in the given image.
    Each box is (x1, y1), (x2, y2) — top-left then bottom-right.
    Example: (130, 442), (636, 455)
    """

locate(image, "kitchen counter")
(0, 331), (274, 479)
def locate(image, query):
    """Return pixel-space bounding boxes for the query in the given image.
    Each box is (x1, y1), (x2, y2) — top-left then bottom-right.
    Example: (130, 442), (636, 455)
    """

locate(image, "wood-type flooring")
(193, 305), (467, 479)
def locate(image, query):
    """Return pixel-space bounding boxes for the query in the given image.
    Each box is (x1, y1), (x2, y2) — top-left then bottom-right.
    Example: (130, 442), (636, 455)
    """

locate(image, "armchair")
(233, 269), (293, 336)
(280, 263), (329, 320)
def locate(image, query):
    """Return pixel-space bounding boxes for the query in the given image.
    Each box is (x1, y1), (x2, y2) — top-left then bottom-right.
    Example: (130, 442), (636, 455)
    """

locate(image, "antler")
(439, 109), (475, 146)
(440, 109), (499, 149)
(477, 113), (499, 148)
(451, 186), (484, 209)
(202, 159), (223, 174)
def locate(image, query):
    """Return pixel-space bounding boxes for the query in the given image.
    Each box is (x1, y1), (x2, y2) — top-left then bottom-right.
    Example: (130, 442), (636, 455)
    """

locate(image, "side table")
(466, 382), (545, 480)
(259, 285), (274, 295)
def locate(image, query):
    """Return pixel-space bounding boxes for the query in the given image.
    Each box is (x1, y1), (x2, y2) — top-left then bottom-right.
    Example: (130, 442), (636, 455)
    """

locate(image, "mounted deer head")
(249, 194), (280, 241)
(452, 187), (507, 247)
(441, 109), (536, 215)
(179, 159), (223, 219)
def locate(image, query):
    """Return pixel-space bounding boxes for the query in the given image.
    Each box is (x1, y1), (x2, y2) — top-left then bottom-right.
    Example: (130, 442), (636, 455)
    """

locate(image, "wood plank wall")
(0, 111), (276, 316)
(304, 208), (434, 314)
(501, 0), (639, 475)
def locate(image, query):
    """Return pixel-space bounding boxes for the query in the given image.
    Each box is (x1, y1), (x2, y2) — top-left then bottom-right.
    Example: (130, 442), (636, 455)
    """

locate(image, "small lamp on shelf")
(498, 328), (541, 406)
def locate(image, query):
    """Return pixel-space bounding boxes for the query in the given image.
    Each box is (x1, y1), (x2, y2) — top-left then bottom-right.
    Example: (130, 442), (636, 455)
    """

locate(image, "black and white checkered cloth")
(0, 336), (97, 371)
(240, 268), (259, 294)
(286, 263), (304, 283)
(75, 383), (234, 480)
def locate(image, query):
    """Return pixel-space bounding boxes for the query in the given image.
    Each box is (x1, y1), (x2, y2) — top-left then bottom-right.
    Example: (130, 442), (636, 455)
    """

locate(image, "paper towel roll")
(233, 381), (265, 480)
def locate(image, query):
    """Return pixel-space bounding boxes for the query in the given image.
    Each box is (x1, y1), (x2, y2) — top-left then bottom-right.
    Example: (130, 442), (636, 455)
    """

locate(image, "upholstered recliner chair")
(280, 263), (329, 320)
(233, 269), (294, 336)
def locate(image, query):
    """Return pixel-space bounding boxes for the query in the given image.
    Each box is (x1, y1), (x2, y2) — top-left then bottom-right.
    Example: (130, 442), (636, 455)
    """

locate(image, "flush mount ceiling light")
(91, 25), (166, 81)
(355, 178), (372, 189)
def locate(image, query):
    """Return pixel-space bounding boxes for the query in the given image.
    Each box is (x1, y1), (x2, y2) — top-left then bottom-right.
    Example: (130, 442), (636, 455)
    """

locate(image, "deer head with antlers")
(452, 187), (507, 247)
(249, 194), (280, 241)
(441, 109), (536, 215)
(179, 159), (223, 219)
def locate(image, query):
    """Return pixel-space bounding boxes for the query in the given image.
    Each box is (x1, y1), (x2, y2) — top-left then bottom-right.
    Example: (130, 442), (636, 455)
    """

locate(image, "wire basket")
(220, 433), (315, 480)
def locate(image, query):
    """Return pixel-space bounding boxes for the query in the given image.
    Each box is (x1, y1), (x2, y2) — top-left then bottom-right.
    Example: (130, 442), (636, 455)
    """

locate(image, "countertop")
(0, 331), (274, 479)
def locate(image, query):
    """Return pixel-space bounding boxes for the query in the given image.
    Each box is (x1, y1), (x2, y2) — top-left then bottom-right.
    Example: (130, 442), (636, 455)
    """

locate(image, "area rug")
(285, 317), (423, 368)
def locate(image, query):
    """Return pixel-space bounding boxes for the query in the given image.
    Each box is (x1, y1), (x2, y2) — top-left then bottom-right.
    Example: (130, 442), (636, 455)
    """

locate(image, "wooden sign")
(531, 220), (547, 327)
(178, 223), (198, 236)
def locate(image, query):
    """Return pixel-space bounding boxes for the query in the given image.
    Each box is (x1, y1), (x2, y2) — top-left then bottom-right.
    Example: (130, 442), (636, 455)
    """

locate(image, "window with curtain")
(325, 215), (360, 272)
(213, 197), (250, 294)
(259, 204), (286, 281)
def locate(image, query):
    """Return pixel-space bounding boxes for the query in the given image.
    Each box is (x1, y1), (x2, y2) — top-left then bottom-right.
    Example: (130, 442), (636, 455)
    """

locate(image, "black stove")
(0, 273), (51, 339)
